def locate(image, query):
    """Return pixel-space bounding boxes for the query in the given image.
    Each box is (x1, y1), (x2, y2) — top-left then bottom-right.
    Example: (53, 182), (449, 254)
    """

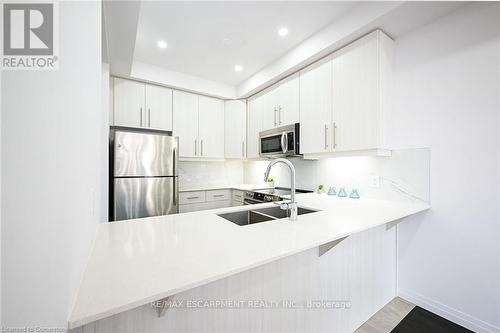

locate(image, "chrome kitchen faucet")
(263, 158), (298, 221)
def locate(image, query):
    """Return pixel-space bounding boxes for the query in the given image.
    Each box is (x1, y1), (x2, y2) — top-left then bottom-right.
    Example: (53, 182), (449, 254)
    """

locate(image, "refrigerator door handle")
(173, 146), (177, 206)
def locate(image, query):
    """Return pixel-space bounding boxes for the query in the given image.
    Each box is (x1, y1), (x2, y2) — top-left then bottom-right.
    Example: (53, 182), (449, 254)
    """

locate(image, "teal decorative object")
(338, 187), (347, 197)
(349, 189), (360, 199)
(328, 186), (336, 196)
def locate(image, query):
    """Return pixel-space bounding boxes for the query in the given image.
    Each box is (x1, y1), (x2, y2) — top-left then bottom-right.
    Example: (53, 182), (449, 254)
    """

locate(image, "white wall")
(1, 1), (103, 328)
(392, 4), (500, 332)
(178, 161), (244, 190)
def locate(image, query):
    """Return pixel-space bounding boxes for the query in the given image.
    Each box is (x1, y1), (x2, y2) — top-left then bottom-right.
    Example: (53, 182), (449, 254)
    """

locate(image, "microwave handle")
(281, 132), (288, 153)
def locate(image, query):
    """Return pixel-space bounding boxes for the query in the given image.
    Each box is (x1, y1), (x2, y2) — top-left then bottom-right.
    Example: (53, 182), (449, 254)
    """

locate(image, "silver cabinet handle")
(194, 139), (197, 156)
(213, 194), (225, 198)
(201, 139), (203, 156)
(273, 107), (277, 126)
(148, 108), (151, 127)
(324, 124), (329, 149)
(242, 141), (245, 157)
(333, 122), (337, 149)
(278, 106), (282, 125)
(140, 107), (143, 127)
(187, 196), (199, 199)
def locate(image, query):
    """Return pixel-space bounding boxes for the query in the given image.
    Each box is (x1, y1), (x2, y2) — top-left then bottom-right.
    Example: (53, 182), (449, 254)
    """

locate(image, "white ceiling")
(133, 1), (356, 86)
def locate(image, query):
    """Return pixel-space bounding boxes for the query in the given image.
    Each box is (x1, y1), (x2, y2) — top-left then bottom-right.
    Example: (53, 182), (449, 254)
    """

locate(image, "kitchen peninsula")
(69, 192), (429, 330)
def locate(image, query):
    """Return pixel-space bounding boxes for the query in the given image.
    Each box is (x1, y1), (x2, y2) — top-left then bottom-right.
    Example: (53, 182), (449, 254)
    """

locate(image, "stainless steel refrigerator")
(110, 127), (179, 221)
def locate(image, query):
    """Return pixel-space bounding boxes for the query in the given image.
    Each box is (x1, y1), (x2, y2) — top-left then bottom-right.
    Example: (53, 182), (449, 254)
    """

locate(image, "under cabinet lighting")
(157, 40), (167, 49)
(278, 27), (289, 37)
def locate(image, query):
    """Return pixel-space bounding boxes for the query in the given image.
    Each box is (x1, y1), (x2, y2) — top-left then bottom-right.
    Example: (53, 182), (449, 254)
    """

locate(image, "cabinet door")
(113, 78), (145, 127)
(224, 100), (246, 159)
(260, 86), (279, 131)
(332, 33), (379, 151)
(277, 73), (299, 126)
(145, 84), (173, 131)
(173, 90), (199, 157)
(247, 95), (263, 158)
(198, 96), (224, 158)
(299, 57), (333, 154)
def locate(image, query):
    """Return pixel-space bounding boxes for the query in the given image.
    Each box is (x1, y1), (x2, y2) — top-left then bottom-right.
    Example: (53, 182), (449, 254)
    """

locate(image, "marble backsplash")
(244, 149), (430, 203)
(178, 160), (245, 189)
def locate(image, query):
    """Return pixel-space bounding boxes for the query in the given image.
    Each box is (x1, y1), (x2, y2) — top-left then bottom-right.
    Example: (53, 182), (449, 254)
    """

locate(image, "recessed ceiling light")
(157, 40), (167, 49)
(234, 65), (243, 72)
(277, 27), (288, 37)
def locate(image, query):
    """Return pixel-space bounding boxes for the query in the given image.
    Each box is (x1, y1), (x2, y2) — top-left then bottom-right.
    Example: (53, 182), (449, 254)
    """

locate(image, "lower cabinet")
(179, 189), (231, 213)
(231, 190), (244, 206)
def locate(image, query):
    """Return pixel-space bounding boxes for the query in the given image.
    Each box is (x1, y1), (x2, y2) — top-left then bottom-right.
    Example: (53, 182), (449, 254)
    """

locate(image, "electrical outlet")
(370, 175), (380, 188)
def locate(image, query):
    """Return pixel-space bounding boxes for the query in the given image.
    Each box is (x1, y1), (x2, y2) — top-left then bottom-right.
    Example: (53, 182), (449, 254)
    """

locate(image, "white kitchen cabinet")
(261, 73), (300, 131)
(247, 94), (264, 159)
(113, 78), (145, 128)
(299, 30), (393, 157)
(109, 77), (114, 125)
(299, 57), (333, 154)
(113, 78), (173, 131)
(145, 84), (173, 131)
(173, 92), (224, 159)
(261, 85), (279, 131)
(198, 96), (225, 158)
(173, 90), (199, 158)
(332, 30), (392, 152)
(179, 190), (231, 213)
(276, 73), (300, 127)
(224, 100), (247, 159)
(231, 190), (244, 206)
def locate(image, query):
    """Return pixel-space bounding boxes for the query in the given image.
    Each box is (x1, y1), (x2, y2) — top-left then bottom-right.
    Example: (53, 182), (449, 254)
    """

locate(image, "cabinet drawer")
(179, 191), (206, 204)
(179, 200), (231, 213)
(232, 190), (244, 203)
(206, 189), (231, 202)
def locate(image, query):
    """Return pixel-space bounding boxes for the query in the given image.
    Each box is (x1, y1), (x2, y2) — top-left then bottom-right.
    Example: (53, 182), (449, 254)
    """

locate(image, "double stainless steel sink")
(217, 206), (318, 226)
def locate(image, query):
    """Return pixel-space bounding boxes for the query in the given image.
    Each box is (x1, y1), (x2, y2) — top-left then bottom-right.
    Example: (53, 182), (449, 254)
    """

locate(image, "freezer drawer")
(114, 130), (178, 177)
(114, 177), (178, 221)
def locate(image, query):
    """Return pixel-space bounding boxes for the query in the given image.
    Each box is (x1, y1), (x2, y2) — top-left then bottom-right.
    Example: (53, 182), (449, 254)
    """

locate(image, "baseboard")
(398, 290), (500, 333)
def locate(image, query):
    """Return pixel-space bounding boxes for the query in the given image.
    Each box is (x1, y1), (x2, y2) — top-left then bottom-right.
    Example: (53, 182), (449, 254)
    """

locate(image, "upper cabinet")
(112, 30), (393, 161)
(198, 96), (224, 158)
(299, 57), (333, 155)
(299, 30), (393, 157)
(172, 91), (225, 159)
(224, 100), (246, 159)
(261, 73), (300, 131)
(145, 84), (173, 131)
(113, 78), (145, 128)
(247, 94), (263, 159)
(172, 90), (199, 158)
(276, 73), (300, 127)
(113, 78), (173, 131)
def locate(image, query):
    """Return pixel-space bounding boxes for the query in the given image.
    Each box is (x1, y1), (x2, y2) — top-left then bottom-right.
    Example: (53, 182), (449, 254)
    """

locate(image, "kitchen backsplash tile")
(244, 148), (430, 203)
(179, 161), (244, 189)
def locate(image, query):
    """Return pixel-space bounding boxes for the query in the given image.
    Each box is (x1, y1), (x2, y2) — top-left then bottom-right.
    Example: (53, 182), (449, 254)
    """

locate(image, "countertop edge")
(67, 202), (430, 328)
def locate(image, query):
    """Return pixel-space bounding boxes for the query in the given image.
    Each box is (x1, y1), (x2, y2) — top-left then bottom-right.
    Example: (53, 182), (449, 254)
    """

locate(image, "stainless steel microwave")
(259, 123), (301, 158)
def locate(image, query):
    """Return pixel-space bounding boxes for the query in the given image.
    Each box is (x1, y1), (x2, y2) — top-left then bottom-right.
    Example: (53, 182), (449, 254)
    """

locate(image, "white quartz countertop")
(68, 194), (430, 328)
(179, 183), (273, 192)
